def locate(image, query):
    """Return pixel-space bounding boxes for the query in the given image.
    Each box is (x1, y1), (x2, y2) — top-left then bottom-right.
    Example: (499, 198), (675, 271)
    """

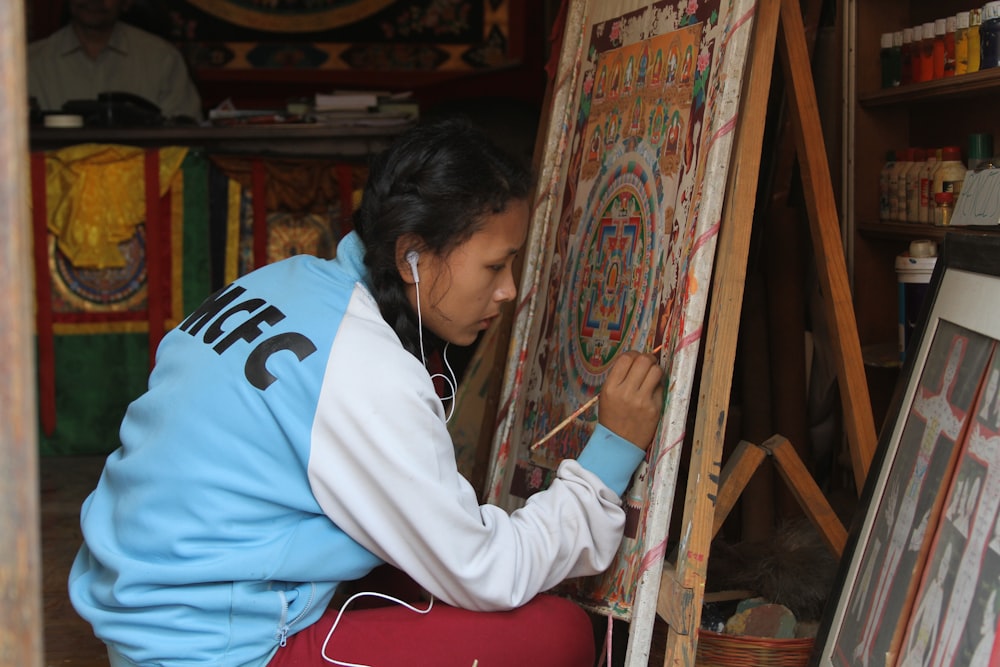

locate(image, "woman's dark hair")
(353, 116), (533, 358)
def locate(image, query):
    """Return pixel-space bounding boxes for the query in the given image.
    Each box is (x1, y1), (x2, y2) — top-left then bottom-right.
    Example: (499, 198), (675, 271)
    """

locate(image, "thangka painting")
(484, 0), (757, 662)
(29, 146), (215, 456)
(166, 0), (519, 76)
(814, 233), (1000, 667)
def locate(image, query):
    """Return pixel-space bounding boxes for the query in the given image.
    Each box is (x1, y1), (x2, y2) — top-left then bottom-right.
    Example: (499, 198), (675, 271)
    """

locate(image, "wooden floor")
(38, 455), (669, 667)
(40, 456), (109, 667)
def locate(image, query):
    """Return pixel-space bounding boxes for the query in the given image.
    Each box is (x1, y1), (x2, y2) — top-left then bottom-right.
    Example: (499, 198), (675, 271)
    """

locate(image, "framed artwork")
(483, 0), (758, 663)
(813, 232), (1000, 667)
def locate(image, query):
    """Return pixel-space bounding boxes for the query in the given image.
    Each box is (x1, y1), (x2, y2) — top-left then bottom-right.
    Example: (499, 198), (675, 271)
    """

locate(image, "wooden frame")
(482, 0), (758, 663)
(813, 232), (1000, 667)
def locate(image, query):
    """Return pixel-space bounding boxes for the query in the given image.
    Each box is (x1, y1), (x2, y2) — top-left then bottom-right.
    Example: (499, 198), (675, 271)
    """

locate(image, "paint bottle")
(880, 150), (896, 220)
(932, 145), (967, 204)
(955, 11), (970, 75)
(970, 8), (983, 72)
(881, 33), (897, 87)
(920, 22), (937, 81)
(933, 192), (954, 226)
(933, 18), (947, 79)
(905, 148), (926, 222)
(918, 148), (939, 224)
(893, 30), (904, 84)
(944, 15), (957, 76)
(982, 1), (1000, 69)
(892, 148), (913, 221)
(913, 24), (926, 80)
(902, 27), (916, 83)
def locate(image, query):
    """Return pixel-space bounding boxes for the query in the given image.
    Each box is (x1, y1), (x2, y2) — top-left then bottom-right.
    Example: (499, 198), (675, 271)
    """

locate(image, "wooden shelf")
(857, 220), (948, 241)
(858, 220), (1000, 241)
(859, 67), (1000, 107)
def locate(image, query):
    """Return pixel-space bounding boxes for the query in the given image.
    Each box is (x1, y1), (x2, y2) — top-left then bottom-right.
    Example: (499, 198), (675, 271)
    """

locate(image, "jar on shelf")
(932, 145), (967, 200)
(934, 192), (955, 226)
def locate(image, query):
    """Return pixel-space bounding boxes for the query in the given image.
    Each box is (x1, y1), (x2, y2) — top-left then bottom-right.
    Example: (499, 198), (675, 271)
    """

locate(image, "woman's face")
(408, 199), (530, 347)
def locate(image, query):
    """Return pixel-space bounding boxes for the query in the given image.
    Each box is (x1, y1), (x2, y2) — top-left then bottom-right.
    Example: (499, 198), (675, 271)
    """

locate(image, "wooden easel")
(654, 0), (879, 664)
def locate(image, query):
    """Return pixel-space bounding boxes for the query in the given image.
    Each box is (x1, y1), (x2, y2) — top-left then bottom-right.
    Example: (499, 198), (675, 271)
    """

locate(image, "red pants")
(268, 593), (596, 667)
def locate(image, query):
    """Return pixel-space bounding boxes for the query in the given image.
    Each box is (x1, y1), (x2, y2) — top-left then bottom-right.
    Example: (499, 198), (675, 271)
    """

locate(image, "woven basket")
(695, 630), (814, 667)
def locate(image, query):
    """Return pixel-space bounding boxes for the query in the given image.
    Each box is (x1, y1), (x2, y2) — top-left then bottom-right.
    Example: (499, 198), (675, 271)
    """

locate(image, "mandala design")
(49, 228), (147, 313)
(562, 155), (658, 392)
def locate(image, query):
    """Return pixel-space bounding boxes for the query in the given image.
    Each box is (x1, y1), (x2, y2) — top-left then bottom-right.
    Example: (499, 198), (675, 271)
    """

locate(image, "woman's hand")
(597, 351), (665, 451)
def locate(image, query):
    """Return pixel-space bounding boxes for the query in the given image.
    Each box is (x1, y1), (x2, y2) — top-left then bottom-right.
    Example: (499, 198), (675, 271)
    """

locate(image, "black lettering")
(202, 299), (267, 345)
(178, 285), (246, 336)
(245, 333), (318, 390)
(213, 305), (285, 354)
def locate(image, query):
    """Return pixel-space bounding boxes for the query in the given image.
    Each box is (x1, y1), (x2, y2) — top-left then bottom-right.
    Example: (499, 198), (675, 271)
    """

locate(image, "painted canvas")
(814, 233), (1000, 667)
(827, 321), (992, 666)
(484, 0), (758, 661)
(895, 345), (1000, 666)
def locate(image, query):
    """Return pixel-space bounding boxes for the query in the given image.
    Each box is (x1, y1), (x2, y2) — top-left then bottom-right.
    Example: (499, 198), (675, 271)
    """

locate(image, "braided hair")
(353, 117), (533, 359)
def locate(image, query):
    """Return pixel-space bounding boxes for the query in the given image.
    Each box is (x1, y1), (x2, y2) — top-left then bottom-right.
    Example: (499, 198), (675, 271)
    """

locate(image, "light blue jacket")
(70, 232), (644, 666)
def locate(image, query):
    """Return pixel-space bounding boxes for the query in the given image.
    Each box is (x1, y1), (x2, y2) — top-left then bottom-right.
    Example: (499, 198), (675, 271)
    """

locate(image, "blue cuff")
(576, 424), (646, 496)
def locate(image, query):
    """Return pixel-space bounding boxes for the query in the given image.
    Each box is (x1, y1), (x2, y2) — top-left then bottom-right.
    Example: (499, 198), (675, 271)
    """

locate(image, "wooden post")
(0, 3), (44, 666)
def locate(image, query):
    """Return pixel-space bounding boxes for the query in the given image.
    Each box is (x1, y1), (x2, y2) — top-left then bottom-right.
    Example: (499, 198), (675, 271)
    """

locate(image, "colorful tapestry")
(32, 150), (367, 457)
(485, 0), (757, 662)
(168, 0), (519, 73)
(208, 156), (365, 278)
(31, 148), (215, 455)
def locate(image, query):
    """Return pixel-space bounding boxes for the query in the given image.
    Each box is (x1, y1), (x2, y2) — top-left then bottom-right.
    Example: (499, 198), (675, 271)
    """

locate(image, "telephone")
(61, 92), (164, 127)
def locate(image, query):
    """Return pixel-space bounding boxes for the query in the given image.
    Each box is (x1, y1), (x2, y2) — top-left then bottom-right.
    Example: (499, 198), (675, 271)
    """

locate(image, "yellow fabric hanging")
(44, 143), (188, 269)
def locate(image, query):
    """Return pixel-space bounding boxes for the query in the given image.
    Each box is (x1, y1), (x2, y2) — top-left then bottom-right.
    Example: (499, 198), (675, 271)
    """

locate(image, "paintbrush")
(530, 344), (663, 451)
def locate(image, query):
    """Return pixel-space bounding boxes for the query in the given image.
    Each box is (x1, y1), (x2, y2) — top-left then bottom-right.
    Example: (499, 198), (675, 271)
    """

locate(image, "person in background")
(28, 0), (202, 121)
(68, 117), (666, 666)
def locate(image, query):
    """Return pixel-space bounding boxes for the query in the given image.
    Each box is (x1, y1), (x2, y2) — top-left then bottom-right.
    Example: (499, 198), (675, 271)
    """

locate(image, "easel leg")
(711, 440), (769, 540)
(777, 0), (877, 489)
(761, 435), (847, 557)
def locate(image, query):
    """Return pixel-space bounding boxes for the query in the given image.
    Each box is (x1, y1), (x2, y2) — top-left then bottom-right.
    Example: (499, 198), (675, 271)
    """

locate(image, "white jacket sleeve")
(307, 289), (642, 611)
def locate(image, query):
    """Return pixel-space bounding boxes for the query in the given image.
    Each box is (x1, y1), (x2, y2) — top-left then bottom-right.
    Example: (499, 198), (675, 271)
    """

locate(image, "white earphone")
(405, 250), (420, 283)
(403, 247), (456, 421)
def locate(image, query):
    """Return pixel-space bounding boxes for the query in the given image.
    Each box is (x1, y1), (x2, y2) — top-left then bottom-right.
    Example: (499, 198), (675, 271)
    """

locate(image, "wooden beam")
(762, 435), (847, 557)
(777, 0), (877, 490)
(711, 440), (768, 540)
